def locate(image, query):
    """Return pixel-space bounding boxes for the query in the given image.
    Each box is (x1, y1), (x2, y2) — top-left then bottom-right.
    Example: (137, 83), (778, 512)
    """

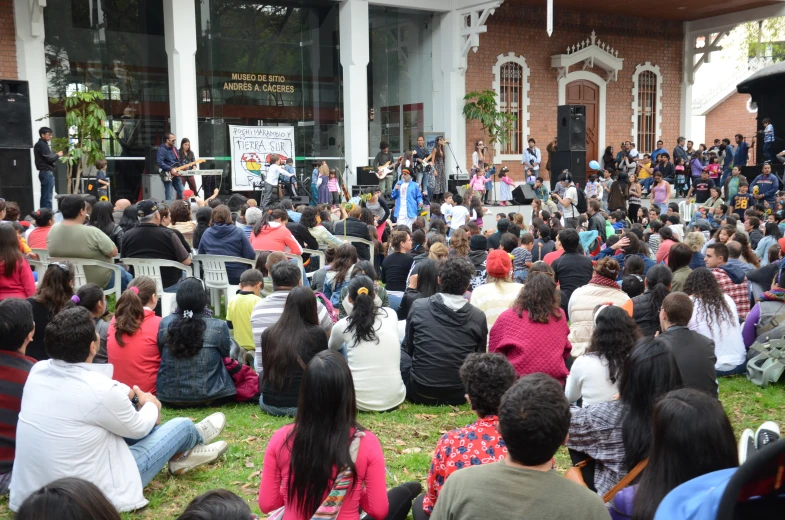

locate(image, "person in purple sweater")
(608, 389), (737, 520)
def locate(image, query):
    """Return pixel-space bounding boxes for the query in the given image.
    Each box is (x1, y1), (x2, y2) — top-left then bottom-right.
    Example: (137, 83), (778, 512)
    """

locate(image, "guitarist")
(156, 132), (184, 200)
(374, 141), (394, 196)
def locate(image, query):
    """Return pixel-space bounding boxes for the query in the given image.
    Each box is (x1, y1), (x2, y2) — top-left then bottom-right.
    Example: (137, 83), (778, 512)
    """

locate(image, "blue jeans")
(39, 171), (54, 209)
(641, 177), (653, 191)
(259, 395), (297, 417)
(388, 293), (402, 312)
(164, 177), (184, 200)
(128, 417), (203, 487)
(104, 266), (134, 292)
(514, 268), (529, 283)
(716, 362), (747, 377)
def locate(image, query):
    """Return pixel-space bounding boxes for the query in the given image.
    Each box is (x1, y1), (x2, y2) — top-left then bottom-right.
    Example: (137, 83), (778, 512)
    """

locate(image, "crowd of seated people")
(1, 185), (784, 520)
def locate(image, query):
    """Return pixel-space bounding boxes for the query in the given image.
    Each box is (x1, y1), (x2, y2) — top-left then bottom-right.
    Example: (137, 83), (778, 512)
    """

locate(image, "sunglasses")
(49, 262), (70, 273)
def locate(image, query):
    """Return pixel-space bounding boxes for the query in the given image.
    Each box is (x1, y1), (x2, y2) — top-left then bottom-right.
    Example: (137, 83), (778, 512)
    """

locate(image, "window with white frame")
(631, 63), (663, 154)
(492, 52), (530, 162)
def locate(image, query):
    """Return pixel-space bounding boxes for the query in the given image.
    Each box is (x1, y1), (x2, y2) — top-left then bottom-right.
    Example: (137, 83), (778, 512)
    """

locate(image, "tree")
(41, 90), (117, 194)
(463, 90), (517, 157)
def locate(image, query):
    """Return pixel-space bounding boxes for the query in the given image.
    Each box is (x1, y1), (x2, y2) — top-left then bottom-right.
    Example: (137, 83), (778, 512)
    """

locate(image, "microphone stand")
(445, 141), (464, 199)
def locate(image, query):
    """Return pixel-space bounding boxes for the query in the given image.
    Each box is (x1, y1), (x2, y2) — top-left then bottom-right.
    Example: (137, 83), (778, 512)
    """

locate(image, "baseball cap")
(486, 249), (512, 278)
(137, 199), (159, 219)
(778, 237), (785, 254)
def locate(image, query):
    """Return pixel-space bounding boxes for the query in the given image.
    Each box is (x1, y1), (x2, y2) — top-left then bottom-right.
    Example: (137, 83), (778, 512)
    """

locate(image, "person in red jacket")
(249, 208), (303, 255)
(488, 264), (572, 383)
(0, 225), (36, 300)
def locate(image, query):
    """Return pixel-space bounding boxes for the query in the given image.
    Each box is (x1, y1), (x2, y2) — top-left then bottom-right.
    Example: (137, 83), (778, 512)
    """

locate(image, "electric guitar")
(374, 161), (394, 180)
(160, 159), (206, 182)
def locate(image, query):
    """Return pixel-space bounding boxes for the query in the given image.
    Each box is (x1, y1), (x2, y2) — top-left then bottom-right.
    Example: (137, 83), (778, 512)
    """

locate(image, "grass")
(1, 376), (783, 519)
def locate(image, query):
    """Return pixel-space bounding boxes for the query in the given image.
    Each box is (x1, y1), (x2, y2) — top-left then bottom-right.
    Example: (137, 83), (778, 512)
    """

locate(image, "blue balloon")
(589, 160), (600, 170)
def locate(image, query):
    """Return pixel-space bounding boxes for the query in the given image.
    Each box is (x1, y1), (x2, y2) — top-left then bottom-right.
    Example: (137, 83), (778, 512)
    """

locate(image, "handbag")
(564, 457), (648, 503)
(267, 432), (365, 520)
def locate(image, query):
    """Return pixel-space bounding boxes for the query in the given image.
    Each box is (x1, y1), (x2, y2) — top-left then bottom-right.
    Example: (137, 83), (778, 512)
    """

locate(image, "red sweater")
(250, 224), (303, 254)
(488, 307), (572, 383)
(107, 308), (162, 394)
(0, 259), (36, 300)
(259, 425), (388, 520)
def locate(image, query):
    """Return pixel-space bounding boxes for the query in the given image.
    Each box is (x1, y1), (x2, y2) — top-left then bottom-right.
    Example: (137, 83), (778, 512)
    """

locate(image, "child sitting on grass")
(226, 269), (264, 367)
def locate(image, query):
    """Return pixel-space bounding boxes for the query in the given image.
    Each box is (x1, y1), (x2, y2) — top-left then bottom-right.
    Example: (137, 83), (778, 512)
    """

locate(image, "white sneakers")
(738, 421), (781, 464)
(196, 412), (227, 444)
(169, 441), (229, 476)
(168, 412), (229, 476)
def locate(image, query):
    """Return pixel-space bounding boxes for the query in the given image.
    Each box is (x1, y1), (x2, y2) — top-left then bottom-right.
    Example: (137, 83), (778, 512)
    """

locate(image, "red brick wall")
(0, 0), (18, 80)
(704, 93), (758, 156)
(465, 5), (683, 181)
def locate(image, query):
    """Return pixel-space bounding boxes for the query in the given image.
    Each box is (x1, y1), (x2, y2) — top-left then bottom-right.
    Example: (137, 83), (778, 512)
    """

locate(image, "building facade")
(3, 0), (785, 206)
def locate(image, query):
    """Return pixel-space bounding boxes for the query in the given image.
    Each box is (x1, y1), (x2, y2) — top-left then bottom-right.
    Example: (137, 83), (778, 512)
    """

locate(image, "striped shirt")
(250, 290), (333, 373)
(0, 350), (36, 474)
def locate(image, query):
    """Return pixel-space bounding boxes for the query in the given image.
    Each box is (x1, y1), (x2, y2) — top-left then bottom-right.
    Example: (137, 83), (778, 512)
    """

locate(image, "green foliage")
(742, 17), (785, 60)
(463, 90), (516, 149)
(39, 90), (117, 194)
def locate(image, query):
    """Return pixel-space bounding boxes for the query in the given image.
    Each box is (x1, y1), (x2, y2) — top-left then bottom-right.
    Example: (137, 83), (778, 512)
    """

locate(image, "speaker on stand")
(550, 150), (587, 191)
(557, 105), (586, 151)
(0, 81), (35, 215)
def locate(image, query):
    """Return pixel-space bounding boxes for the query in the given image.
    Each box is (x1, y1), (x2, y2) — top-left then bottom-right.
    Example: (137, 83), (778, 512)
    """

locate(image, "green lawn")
(0, 377), (782, 519)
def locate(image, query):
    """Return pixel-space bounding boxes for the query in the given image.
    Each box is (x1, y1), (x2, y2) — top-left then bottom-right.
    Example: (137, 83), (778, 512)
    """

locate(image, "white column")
(163, 0), (199, 157)
(339, 0), (370, 189)
(14, 0), (50, 209)
(437, 10), (467, 181)
(680, 28), (694, 140)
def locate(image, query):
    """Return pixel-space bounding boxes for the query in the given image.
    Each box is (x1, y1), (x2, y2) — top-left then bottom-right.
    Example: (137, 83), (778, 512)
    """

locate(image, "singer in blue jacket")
(391, 167), (423, 229)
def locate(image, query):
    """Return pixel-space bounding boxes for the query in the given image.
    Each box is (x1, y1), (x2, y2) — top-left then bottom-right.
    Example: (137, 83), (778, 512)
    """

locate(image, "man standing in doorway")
(522, 138), (541, 177)
(156, 132), (183, 200)
(374, 142), (394, 196)
(34, 127), (63, 210)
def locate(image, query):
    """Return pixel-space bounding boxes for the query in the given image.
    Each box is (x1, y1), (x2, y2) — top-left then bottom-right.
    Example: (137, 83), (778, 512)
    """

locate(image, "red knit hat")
(486, 249), (512, 278)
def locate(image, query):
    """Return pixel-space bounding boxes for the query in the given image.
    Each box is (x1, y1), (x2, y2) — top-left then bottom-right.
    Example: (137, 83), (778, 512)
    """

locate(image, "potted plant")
(462, 89), (517, 162)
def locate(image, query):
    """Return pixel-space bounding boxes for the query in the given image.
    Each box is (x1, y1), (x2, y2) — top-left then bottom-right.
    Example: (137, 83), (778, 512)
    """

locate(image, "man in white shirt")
(522, 138), (542, 176)
(10, 307), (229, 513)
(262, 154), (293, 208)
(552, 172), (579, 229)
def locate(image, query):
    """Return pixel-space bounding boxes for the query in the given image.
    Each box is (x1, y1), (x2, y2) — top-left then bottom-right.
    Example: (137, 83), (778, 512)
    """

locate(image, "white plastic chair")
(50, 257), (123, 302)
(32, 249), (50, 263)
(347, 237), (375, 260)
(119, 258), (194, 316)
(193, 254), (258, 315)
(28, 249), (50, 286)
(303, 248), (325, 279)
(679, 200), (696, 223)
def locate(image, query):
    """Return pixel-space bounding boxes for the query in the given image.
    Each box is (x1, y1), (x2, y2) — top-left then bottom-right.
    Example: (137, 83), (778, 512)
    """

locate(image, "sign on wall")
(229, 125), (296, 192)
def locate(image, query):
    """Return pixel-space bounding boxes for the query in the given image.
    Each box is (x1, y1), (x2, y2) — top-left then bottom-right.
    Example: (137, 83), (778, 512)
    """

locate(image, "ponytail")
(253, 208), (288, 236)
(75, 283), (105, 315)
(344, 275), (379, 344)
(114, 276), (157, 346)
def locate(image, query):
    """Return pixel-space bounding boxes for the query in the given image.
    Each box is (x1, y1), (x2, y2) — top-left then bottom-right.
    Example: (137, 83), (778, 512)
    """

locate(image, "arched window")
(492, 53), (530, 162)
(631, 63), (663, 154)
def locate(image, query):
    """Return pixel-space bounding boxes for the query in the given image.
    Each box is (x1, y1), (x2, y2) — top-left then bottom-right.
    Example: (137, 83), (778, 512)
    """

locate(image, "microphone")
(444, 140), (450, 144)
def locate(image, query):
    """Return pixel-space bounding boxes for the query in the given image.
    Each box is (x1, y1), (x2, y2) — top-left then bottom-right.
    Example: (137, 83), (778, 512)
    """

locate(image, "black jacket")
(404, 294), (487, 390)
(333, 218), (371, 260)
(749, 230), (764, 251)
(34, 139), (59, 172)
(588, 212), (607, 243)
(659, 326), (718, 398)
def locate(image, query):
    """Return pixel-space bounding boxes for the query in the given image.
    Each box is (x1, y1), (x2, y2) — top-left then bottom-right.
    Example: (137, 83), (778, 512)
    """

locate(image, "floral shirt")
(422, 415), (507, 514)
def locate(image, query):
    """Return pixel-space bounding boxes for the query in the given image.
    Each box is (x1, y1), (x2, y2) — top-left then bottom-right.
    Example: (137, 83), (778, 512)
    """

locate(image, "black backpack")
(574, 185), (588, 214)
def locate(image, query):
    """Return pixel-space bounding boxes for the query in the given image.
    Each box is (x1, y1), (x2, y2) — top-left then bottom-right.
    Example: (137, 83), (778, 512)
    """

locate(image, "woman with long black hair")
(258, 350), (421, 520)
(26, 261), (75, 360)
(329, 276), (404, 411)
(397, 258), (439, 320)
(88, 201), (124, 253)
(259, 285), (328, 417)
(565, 305), (639, 406)
(608, 389), (738, 520)
(566, 337), (683, 496)
(179, 138), (198, 193)
(157, 278), (236, 406)
(118, 204), (140, 234)
(429, 136), (447, 202)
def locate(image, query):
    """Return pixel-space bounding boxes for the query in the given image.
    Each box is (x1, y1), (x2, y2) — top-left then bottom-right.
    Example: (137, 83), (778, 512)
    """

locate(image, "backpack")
(314, 291), (339, 322)
(222, 357), (260, 402)
(574, 185), (588, 214)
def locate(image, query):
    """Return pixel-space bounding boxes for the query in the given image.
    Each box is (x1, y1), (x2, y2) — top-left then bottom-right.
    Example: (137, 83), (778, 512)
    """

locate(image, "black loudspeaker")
(356, 166), (379, 186)
(0, 81), (33, 149)
(291, 195), (310, 206)
(511, 185), (533, 205)
(145, 145), (159, 175)
(550, 150), (587, 191)
(557, 105), (586, 152)
(0, 148), (35, 215)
